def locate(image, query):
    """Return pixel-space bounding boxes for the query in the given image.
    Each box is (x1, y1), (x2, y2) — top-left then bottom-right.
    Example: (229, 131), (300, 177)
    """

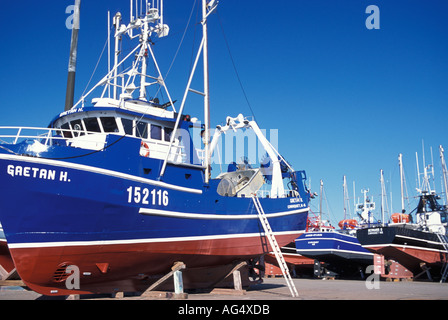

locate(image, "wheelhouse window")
(70, 119), (85, 137)
(122, 118), (133, 136)
(101, 117), (118, 133)
(84, 117), (101, 133)
(60, 123), (73, 138)
(150, 124), (162, 140)
(136, 121), (148, 139)
(164, 127), (173, 142)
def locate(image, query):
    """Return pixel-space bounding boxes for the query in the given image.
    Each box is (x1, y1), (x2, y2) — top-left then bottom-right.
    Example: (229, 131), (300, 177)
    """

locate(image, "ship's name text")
(7, 165), (70, 182)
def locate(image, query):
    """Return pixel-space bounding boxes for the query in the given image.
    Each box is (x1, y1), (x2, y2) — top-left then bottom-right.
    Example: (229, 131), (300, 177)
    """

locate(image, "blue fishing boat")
(0, 0), (310, 295)
(295, 230), (374, 278)
(295, 180), (373, 278)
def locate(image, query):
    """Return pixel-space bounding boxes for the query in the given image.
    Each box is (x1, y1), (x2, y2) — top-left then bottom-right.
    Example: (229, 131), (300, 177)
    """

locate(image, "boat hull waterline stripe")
(363, 243), (446, 253)
(0, 154), (202, 194)
(296, 237), (364, 246)
(295, 248), (374, 256)
(139, 207), (309, 220)
(7, 230), (305, 249)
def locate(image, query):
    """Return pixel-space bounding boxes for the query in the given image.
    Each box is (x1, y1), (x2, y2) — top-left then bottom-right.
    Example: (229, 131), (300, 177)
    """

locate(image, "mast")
(343, 175), (352, 220)
(319, 179), (323, 230)
(380, 169), (387, 224)
(440, 145), (448, 205)
(202, 0), (211, 184)
(112, 12), (122, 100)
(159, 0), (216, 181)
(343, 176), (347, 220)
(399, 153), (405, 213)
(416, 151), (421, 191)
(65, 0), (81, 111)
(139, 10), (149, 100)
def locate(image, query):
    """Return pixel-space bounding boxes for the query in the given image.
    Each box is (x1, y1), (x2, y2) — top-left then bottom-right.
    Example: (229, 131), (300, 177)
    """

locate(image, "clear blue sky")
(0, 1), (447, 223)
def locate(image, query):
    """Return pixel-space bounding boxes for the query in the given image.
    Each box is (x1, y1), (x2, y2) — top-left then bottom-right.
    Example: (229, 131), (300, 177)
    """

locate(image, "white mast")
(440, 145), (448, 205)
(416, 151), (421, 191)
(319, 179), (323, 230)
(343, 175), (351, 220)
(399, 153), (405, 213)
(107, 11), (111, 98)
(139, 12), (149, 100)
(380, 170), (385, 224)
(112, 12), (122, 100)
(202, 0), (211, 184)
(159, 0), (217, 181)
(343, 176), (347, 220)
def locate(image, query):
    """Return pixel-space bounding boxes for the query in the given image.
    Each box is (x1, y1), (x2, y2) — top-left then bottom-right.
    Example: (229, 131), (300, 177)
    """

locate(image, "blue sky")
(0, 1), (447, 223)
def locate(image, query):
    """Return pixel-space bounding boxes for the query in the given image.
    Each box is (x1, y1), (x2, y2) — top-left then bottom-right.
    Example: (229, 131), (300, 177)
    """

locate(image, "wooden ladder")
(252, 195), (298, 297)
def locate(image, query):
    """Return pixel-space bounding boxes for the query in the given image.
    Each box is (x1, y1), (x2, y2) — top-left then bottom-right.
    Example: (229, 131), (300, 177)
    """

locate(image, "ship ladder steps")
(436, 233), (448, 283)
(251, 195), (299, 297)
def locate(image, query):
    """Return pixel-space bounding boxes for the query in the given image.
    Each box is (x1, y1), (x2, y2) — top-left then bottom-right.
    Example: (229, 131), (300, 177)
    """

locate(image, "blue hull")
(0, 135), (309, 294)
(295, 231), (373, 275)
(0, 156), (308, 244)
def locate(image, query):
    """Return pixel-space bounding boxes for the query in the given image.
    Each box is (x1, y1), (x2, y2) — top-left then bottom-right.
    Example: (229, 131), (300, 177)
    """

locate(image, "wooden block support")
(141, 262), (188, 299)
(0, 280), (25, 287)
(209, 265), (246, 296)
(173, 270), (184, 294)
(233, 270), (242, 291)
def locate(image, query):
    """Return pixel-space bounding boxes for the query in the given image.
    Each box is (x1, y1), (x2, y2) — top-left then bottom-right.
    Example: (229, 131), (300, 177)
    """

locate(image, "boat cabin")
(49, 98), (198, 165)
(415, 192), (448, 233)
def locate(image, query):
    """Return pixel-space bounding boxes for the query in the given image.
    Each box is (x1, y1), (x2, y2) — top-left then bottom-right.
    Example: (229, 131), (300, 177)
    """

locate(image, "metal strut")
(252, 195), (299, 297)
(436, 233), (448, 283)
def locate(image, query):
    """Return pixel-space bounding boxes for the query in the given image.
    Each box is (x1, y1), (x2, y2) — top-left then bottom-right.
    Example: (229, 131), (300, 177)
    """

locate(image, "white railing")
(0, 126), (108, 150)
(144, 138), (187, 163)
(196, 148), (205, 166)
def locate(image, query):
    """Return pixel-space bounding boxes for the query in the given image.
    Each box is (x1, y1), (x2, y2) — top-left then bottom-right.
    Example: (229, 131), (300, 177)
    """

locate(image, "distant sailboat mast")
(399, 153), (406, 213)
(440, 145), (448, 205)
(380, 169), (386, 224)
(319, 179), (323, 230)
(343, 175), (351, 220)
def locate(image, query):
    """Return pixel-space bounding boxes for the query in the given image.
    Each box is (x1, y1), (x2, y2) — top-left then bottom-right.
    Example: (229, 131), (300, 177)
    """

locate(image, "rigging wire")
(53, 5), (192, 162)
(164, 0), (198, 83)
(82, 35), (110, 98)
(216, 10), (256, 122)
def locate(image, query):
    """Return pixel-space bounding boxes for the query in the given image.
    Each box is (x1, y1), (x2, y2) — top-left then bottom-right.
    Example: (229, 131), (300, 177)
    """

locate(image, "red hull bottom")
(264, 253), (315, 277)
(0, 240), (15, 275)
(365, 244), (446, 275)
(10, 233), (301, 296)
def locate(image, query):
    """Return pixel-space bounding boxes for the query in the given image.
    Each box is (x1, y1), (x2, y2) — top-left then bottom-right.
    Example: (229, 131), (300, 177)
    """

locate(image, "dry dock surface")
(0, 278), (447, 300)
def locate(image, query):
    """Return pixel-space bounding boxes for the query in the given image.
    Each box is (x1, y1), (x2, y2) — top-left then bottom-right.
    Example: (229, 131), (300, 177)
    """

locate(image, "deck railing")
(0, 126), (108, 149)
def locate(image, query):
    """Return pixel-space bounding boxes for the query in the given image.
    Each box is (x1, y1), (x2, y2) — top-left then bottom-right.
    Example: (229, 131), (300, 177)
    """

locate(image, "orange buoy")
(140, 141), (150, 157)
(338, 219), (358, 229)
(391, 213), (410, 223)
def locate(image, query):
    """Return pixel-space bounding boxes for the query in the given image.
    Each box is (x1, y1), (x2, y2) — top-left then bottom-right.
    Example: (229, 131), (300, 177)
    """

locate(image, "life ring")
(140, 142), (150, 157)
